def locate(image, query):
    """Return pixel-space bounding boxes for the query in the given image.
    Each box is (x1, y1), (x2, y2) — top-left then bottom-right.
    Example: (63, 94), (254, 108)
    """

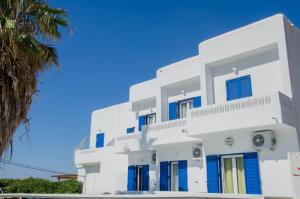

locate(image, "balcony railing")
(190, 95), (272, 119)
(109, 92), (296, 152)
(187, 92), (296, 136)
(142, 119), (187, 133)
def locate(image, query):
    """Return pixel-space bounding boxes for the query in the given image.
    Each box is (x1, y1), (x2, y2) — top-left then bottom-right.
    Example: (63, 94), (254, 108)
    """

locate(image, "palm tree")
(0, 0), (69, 157)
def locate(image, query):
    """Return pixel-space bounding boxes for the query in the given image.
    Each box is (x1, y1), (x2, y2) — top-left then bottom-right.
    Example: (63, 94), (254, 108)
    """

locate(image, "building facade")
(74, 14), (300, 198)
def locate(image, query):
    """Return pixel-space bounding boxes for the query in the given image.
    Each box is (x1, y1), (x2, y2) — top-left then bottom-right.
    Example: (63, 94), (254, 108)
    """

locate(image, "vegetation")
(0, 0), (69, 156)
(0, 177), (82, 193)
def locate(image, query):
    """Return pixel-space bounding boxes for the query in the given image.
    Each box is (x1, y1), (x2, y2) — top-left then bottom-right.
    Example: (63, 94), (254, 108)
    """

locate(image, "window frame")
(178, 98), (194, 119)
(220, 154), (245, 194)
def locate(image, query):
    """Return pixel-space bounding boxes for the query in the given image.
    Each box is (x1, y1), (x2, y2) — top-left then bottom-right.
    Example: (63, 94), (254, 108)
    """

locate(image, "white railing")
(116, 133), (141, 142)
(190, 95), (272, 119)
(143, 119), (187, 133)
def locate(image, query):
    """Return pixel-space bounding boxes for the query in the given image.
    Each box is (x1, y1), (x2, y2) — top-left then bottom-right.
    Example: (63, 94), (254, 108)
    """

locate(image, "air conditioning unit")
(252, 130), (276, 151)
(151, 151), (156, 164)
(192, 144), (202, 160)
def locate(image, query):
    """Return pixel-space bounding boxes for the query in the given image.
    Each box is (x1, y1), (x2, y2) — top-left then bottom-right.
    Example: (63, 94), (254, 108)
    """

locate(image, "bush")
(0, 177), (82, 193)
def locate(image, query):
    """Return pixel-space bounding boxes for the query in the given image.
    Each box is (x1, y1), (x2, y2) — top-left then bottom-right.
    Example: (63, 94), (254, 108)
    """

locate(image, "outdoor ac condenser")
(252, 130), (276, 151)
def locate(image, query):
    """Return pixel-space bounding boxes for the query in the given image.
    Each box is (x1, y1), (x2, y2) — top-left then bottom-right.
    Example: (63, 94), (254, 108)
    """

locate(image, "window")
(96, 133), (104, 148)
(168, 96), (201, 120)
(160, 160), (188, 191)
(127, 127), (135, 134)
(127, 165), (149, 191)
(221, 155), (246, 194)
(178, 99), (193, 119)
(226, 75), (252, 101)
(139, 113), (156, 131)
(136, 166), (143, 191)
(206, 152), (261, 194)
(171, 162), (179, 191)
(145, 113), (156, 125)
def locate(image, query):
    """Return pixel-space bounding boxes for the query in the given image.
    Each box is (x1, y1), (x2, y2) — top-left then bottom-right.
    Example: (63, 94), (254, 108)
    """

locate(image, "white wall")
(90, 102), (135, 148)
(210, 46), (282, 104)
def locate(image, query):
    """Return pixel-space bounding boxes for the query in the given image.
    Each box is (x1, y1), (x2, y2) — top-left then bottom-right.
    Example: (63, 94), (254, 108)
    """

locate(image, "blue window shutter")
(127, 127), (135, 134)
(138, 116), (145, 131)
(226, 79), (239, 101)
(206, 155), (220, 193)
(193, 96), (202, 108)
(96, 133), (104, 148)
(160, 161), (169, 191)
(169, 102), (177, 120)
(142, 165), (149, 191)
(178, 160), (188, 191)
(244, 152), (261, 194)
(240, 75), (252, 98)
(127, 166), (135, 191)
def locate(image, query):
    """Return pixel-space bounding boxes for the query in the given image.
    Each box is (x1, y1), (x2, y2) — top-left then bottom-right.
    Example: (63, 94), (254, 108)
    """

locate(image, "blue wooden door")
(138, 115), (145, 131)
(142, 165), (149, 191)
(178, 160), (188, 191)
(169, 102), (177, 120)
(244, 152), (261, 194)
(206, 155), (220, 193)
(160, 161), (169, 191)
(127, 166), (135, 191)
(193, 96), (202, 108)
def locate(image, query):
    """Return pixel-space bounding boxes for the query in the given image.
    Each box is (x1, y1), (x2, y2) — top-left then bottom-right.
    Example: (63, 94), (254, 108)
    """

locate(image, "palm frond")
(0, 0), (69, 157)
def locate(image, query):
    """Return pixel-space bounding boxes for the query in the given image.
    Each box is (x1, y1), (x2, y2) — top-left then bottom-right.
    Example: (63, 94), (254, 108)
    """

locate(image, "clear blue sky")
(1, 0), (300, 179)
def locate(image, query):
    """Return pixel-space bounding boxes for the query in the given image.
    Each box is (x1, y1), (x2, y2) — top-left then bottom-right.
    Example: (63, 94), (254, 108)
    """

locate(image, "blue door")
(138, 115), (145, 131)
(193, 96), (202, 108)
(226, 75), (252, 101)
(244, 152), (261, 194)
(160, 161), (169, 191)
(178, 160), (188, 191)
(169, 102), (177, 120)
(206, 155), (220, 193)
(127, 166), (135, 191)
(96, 133), (104, 148)
(142, 165), (149, 191)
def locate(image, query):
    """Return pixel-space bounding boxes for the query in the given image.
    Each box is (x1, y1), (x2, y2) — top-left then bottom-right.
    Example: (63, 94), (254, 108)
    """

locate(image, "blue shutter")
(142, 165), (149, 191)
(226, 75), (252, 101)
(160, 161), (169, 191)
(226, 79), (239, 101)
(240, 75), (252, 98)
(193, 96), (201, 108)
(138, 115), (145, 132)
(206, 155), (220, 193)
(127, 166), (135, 191)
(178, 160), (188, 191)
(169, 102), (177, 120)
(127, 127), (135, 134)
(244, 152), (261, 194)
(96, 133), (104, 148)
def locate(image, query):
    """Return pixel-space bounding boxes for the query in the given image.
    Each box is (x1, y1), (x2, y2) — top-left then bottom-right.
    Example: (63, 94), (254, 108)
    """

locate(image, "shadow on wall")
(139, 126), (157, 151)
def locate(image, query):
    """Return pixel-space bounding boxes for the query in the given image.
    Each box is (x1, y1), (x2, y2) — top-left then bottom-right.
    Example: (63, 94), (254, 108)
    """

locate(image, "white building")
(74, 14), (300, 198)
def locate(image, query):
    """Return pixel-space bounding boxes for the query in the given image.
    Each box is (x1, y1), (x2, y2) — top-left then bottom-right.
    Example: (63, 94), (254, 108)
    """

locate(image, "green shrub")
(0, 177), (82, 193)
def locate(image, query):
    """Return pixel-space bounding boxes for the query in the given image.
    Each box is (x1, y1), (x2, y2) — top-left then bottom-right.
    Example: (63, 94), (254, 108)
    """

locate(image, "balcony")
(115, 133), (151, 153)
(187, 92), (297, 137)
(115, 92), (296, 153)
(115, 119), (201, 153)
(74, 147), (113, 165)
(144, 119), (201, 147)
